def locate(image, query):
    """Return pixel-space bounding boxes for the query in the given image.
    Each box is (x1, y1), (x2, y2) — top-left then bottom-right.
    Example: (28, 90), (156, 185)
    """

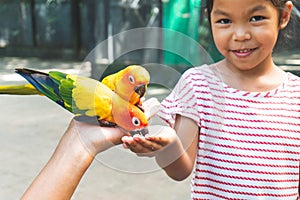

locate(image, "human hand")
(69, 97), (160, 157)
(121, 125), (178, 157)
(68, 117), (129, 157)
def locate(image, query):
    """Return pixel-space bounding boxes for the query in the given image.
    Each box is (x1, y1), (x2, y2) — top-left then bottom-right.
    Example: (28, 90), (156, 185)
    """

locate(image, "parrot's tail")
(0, 84), (41, 95)
(14, 68), (65, 107)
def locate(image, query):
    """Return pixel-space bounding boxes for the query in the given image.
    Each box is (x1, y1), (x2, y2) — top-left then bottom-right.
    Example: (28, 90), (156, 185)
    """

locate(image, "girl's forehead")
(212, 0), (275, 8)
(211, 0), (277, 13)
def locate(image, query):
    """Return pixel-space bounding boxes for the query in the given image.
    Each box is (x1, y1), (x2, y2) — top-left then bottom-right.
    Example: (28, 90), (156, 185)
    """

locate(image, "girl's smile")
(231, 47), (258, 58)
(210, 0), (292, 73)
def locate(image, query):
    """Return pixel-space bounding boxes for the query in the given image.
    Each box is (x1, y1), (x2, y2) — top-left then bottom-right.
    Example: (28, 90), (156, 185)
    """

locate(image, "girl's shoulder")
(285, 72), (300, 91)
(180, 64), (220, 84)
(181, 64), (215, 78)
(183, 64), (210, 73)
(287, 71), (300, 81)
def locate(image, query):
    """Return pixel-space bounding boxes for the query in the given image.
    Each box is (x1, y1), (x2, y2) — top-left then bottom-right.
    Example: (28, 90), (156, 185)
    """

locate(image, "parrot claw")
(74, 115), (100, 125)
(129, 127), (149, 136)
(98, 119), (118, 128)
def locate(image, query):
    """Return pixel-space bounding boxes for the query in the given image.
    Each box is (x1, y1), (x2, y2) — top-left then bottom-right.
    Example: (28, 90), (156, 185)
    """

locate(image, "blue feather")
(15, 68), (65, 107)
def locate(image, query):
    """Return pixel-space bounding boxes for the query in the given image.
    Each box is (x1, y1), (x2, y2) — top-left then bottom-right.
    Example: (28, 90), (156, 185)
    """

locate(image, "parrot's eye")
(128, 75), (135, 84)
(132, 117), (140, 126)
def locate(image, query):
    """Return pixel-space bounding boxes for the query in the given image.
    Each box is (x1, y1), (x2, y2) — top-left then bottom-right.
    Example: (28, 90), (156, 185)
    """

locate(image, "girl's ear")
(279, 1), (293, 29)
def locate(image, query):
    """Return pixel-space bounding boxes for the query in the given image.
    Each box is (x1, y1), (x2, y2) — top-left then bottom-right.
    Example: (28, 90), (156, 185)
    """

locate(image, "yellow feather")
(69, 74), (148, 131)
(101, 73), (116, 90)
(69, 75), (112, 119)
(0, 68), (148, 132)
(101, 65), (150, 105)
(0, 84), (41, 95)
(67, 75), (148, 130)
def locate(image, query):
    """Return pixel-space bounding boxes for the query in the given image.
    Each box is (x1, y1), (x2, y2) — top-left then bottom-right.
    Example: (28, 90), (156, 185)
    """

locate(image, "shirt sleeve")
(157, 69), (200, 127)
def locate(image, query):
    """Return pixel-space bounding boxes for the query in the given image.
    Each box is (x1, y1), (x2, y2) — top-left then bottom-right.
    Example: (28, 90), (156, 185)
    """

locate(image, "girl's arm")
(21, 119), (126, 200)
(122, 114), (199, 181)
(156, 115), (199, 181)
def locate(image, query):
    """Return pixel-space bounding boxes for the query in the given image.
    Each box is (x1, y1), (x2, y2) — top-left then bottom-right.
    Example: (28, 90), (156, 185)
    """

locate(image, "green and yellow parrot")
(1, 68), (149, 135)
(0, 65), (150, 105)
(101, 65), (150, 106)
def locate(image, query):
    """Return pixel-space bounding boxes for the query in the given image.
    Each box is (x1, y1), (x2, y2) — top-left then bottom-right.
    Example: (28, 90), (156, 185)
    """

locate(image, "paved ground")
(0, 57), (191, 200)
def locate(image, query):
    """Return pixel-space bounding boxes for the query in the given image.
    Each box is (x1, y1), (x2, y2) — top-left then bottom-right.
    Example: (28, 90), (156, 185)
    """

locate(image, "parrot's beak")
(134, 84), (146, 97)
(129, 127), (149, 136)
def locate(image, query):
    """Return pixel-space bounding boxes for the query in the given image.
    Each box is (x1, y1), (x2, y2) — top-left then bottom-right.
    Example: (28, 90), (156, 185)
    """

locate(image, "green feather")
(14, 68), (92, 116)
(48, 71), (67, 85)
(50, 73), (88, 115)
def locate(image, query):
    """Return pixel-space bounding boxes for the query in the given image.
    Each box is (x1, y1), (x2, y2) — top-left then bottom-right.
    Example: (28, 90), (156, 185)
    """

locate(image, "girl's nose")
(233, 26), (251, 41)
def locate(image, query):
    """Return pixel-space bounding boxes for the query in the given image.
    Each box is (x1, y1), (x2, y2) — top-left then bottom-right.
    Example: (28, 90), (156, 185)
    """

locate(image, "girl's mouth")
(232, 48), (257, 58)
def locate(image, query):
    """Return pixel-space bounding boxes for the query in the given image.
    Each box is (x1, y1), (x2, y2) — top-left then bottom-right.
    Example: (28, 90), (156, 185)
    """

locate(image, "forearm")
(156, 115), (198, 181)
(155, 137), (194, 181)
(21, 125), (94, 200)
(21, 119), (125, 200)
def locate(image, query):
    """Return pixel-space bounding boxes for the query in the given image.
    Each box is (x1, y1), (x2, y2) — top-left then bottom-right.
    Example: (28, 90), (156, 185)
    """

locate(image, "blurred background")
(0, 0), (299, 73)
(0, 0), (300, 199)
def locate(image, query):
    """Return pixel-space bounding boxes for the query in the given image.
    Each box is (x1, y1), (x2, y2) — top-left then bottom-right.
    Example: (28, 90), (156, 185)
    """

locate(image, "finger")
(122, 135), (161, 155)
(145, 136), (171, 146)
(121, 135), (132, 143)
(122, 142), (129, 149)
(133, 136), (163, 152)
(122, 137), (149, 153)
(128, 142), (150, 154)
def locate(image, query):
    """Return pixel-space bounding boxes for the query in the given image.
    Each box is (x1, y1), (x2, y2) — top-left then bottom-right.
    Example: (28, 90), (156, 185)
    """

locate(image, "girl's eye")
(250, 16), (265, 22)
(217, 19), (231, 24)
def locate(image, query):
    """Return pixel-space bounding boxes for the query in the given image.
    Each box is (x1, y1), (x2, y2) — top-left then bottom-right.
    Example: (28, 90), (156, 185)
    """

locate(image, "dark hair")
(205, 0), (290, 25)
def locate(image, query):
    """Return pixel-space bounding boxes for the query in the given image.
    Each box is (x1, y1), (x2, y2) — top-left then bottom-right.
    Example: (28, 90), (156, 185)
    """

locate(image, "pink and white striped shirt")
(158, 65), (300, 199)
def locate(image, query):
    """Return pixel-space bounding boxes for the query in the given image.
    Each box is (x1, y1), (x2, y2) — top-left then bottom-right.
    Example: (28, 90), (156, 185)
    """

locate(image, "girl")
(123, 0), (300, 199)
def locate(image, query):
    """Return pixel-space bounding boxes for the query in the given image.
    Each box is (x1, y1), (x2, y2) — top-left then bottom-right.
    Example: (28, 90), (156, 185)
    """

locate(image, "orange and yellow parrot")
(101, 65), (150, 106)
(0, 65), (150, 105)
(0, 68), (149, 135)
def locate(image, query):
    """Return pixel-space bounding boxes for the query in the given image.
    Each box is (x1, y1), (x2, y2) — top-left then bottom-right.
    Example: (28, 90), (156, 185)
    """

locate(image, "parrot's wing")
(48, 71), (79, 113)
(15, 68), (114, 119)
(15, 69), (87, 115)
(49, 72), (106, 117)
(15, 68), (66, 108)
(71, 75), (114, 119)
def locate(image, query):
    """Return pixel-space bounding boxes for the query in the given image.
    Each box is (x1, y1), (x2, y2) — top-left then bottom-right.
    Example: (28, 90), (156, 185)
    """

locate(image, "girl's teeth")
(233, 48), (255, 57)
(237, 49), (250, 53)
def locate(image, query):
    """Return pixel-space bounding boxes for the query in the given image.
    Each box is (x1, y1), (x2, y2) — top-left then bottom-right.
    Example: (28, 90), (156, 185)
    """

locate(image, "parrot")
(101, 65), (150, 106)
(0, 65), (150, 106)
(2, 68), (149, 135)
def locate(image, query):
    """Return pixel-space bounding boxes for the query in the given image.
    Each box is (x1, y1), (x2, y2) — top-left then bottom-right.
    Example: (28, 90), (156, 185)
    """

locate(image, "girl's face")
(210, 0), (292, 72)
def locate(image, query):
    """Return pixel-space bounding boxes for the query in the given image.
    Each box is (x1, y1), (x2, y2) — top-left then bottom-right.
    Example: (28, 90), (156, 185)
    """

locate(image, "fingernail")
(123, 143), (128, 148)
